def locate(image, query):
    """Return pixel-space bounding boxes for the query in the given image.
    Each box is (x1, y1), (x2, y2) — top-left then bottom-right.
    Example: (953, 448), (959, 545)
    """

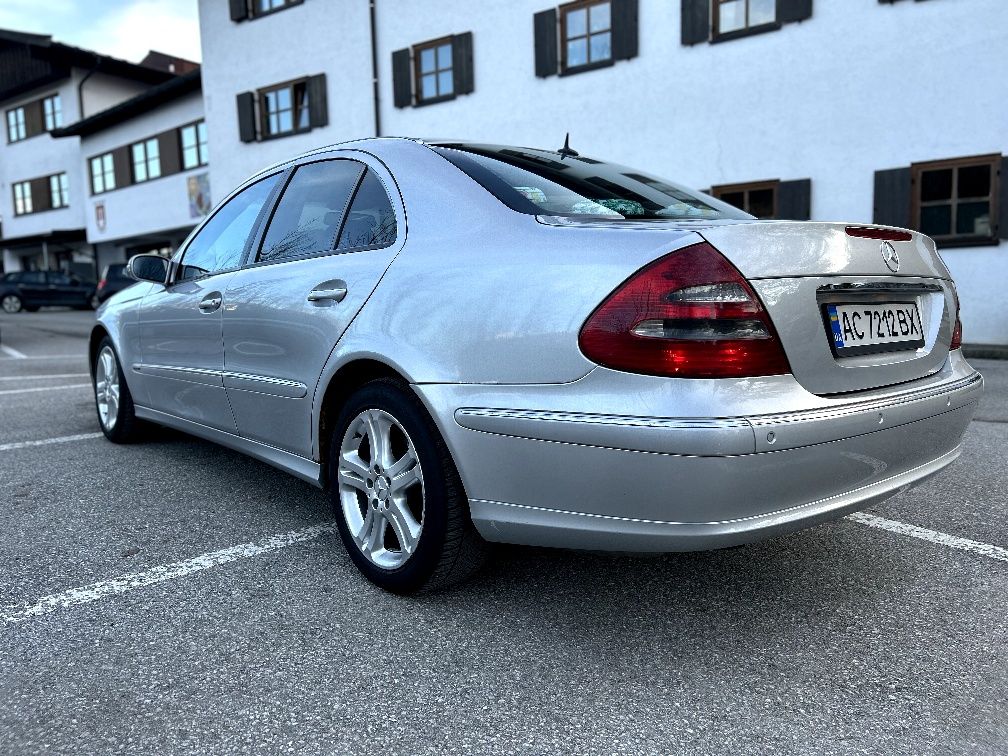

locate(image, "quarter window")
(711, 180), (778, 218)
(337, 170), (398, 250)
(258, 160), (365, 263)
(131, 138), (161, 182)
(12, 181), (32, 215)
(714, 0), (776, 36)
(562, 0), (612, 71)
(6, 107), (26, 142)
(912, 155), (1000, 244)
(179, 173), (281, 280)
(414, 39), (454, 102)
(50, 173), (69, 208)
(262, 81), (309, 137)
(90, 153), (116, 194)
(42, 94), (62, 131)
(181, 121), (209, 169)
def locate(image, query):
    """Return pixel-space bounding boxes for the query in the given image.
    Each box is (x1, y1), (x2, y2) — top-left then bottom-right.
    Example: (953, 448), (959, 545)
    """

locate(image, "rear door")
(136, 172), (283, 429)
(18, 271), (48, 305)
(222, 156), (404, 457)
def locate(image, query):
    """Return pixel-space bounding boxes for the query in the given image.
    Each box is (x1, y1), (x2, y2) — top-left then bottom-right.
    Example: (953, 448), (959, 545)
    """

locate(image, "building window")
(181, 121), (208, 169)
(42, 94), (62, 131)
(90, 153), (116, 194)
(49, 173), (69, 208)
(261, 80), (309, 137)
(6, 106), (26, 142)
(413, 38), (454, 103)
(714, 0), (776, 36)
(912, 154), (1000, 245)
(561, 0), (612, 71)
(712, 180), (778, 218)
(12, 181), (32, 215)
(255, 0), (298, 14)
(131, 138), (161, 182)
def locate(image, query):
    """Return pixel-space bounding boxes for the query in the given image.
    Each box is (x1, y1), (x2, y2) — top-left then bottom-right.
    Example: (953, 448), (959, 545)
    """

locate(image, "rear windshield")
(431, 143), (751, 221)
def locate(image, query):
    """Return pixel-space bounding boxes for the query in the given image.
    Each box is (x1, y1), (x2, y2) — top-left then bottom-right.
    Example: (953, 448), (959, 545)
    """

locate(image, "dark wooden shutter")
(229, 0), (248, 22)
(681, 0), (709, 46)
(392, 48), (412, 108)
(112, 146), (132, 187)
(777, 179), (811, 220)
(998, 156), (1007, 240)
(534, 9), (558, 77)
(307, 74), (328, 128)
(778, 0), (813, 24)
(612, 0), (639, 60)
(452, 32), (475, 95)
(236, 92), (256, 142)
(158, 130), (181, 175)
(24, 100), (44, 138)
(30, 177), (51, 211)
(873, 167), (912, 228)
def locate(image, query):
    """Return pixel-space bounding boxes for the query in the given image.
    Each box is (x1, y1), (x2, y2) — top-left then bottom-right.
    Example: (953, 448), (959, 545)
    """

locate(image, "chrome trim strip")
(454, 372), (982, 457)
(135, 363), (308, 398)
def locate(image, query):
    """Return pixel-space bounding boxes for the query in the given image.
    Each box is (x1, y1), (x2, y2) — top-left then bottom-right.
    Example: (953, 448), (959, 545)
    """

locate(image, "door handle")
(198, 293), (222, 312)
(307, 281), (347, 303)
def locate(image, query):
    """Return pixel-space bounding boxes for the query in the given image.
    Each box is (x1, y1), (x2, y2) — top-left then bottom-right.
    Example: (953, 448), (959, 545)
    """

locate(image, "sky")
(0, 0), (201, 64)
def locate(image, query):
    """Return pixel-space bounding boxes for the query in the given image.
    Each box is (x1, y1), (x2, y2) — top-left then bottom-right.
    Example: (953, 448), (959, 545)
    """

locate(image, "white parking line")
(2, 524), (337, 625)
(848, 512), (1008, 563)
(0, 354), (85, 360)
(0, 373), (88, 381)
(0, 383), (90, 396)
(0, 344), (27, 359)
(0, 433), (104, 452)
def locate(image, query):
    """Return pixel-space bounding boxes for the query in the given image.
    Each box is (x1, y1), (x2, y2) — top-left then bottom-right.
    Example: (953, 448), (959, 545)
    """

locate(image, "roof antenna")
(557, 132), (579, 160)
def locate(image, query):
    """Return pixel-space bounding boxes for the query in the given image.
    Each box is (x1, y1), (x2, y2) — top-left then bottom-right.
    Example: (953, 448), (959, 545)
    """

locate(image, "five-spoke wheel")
(95, 345), (120, 431)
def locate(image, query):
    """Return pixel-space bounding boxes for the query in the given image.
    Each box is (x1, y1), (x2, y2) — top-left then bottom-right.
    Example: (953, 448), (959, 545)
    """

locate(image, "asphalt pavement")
(0, 309), (1005, 755)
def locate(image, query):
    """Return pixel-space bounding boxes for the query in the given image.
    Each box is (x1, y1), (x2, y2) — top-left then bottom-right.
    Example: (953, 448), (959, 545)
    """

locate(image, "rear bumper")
(415, 352), (981, 551)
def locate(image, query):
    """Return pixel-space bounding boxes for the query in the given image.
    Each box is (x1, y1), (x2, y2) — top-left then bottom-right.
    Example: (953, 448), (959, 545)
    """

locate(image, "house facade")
(197, 0), (1007, 345)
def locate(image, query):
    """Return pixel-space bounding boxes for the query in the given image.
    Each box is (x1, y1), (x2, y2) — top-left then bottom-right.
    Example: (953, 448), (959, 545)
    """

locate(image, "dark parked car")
(94, 264), (135, 305)
(0, 271), (96, 313)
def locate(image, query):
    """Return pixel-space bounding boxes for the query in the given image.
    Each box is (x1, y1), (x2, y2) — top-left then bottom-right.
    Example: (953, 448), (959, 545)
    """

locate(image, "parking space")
(1, 310), (1005, 755)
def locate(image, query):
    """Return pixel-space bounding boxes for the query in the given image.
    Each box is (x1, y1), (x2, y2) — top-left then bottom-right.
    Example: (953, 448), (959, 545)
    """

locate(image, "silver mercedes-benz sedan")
(91, 138), (982, 592)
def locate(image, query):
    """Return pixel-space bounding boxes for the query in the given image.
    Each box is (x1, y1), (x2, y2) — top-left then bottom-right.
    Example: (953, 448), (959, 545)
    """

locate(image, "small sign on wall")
(188, 173), (211, 218)
(95, 201), (106, 232)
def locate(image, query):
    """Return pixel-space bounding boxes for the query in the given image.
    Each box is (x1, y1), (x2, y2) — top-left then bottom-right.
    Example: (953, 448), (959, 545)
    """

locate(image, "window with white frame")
(50, 173), (69, 208)
(13, 181), (32, 215)
(6, 106), (26, 142)
(181, 121), (208, 169)
(90, 153), (116, 194)
(42, 94), (62, 131)
(131, 138), (161, 182)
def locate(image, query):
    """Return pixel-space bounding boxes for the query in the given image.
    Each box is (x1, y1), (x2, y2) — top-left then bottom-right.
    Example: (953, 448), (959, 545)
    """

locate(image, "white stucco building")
(0, 29), (176, 276)
(197, 0), (1007, 346)
(52, 71), (209, 273)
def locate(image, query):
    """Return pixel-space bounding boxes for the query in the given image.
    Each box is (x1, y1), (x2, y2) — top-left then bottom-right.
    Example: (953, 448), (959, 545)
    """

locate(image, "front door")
(222, 158), (403, 457)
(136, 172), (283, 430)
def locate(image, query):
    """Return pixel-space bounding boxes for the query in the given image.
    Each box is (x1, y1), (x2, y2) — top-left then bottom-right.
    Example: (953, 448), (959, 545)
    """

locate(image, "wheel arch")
(88, 324), (111, 379)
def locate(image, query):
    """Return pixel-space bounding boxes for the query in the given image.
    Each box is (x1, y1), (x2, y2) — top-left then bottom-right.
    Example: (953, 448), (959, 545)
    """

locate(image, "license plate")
(824, 302), (925, 356)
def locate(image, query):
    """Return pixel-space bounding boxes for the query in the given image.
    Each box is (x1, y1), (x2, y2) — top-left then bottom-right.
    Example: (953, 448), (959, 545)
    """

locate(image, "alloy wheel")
(337, 408), (425, 570)
(95, 346), (120, 431)
(1, 295), (22, 313)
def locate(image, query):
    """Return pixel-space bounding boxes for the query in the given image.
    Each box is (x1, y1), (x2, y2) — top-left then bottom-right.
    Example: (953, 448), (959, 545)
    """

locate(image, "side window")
(258, 160), (364, 263)
(21, 272), (45, 284)
(179, 173), (281, 280)
(337, 170), (398, 251)
(48, 272), (72, 285)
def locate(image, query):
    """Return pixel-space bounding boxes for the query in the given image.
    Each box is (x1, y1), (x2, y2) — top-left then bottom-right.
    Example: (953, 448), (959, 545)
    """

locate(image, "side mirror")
(127, 254), (169, 284)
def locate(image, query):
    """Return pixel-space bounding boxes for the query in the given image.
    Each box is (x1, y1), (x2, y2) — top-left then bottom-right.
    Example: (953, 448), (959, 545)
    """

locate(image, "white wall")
(80, 91), (206, 244)
(80, 72), (151, 118)
(202, 0), (1008, 343)
(197, 0), (375, 196)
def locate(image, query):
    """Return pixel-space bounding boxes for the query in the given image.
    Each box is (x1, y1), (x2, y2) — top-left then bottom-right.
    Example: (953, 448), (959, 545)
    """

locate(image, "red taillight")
(845, 226), (912, 242)
(97, 279), (107, 291)
(579, 242), (791, 378)
(950, 290), (963, 350)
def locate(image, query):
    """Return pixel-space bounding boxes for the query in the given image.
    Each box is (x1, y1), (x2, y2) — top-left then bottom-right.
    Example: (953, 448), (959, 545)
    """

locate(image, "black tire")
(1, 294), (23, 313)
(329, 378), (486, 593)
(93, 336), (144, 443)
